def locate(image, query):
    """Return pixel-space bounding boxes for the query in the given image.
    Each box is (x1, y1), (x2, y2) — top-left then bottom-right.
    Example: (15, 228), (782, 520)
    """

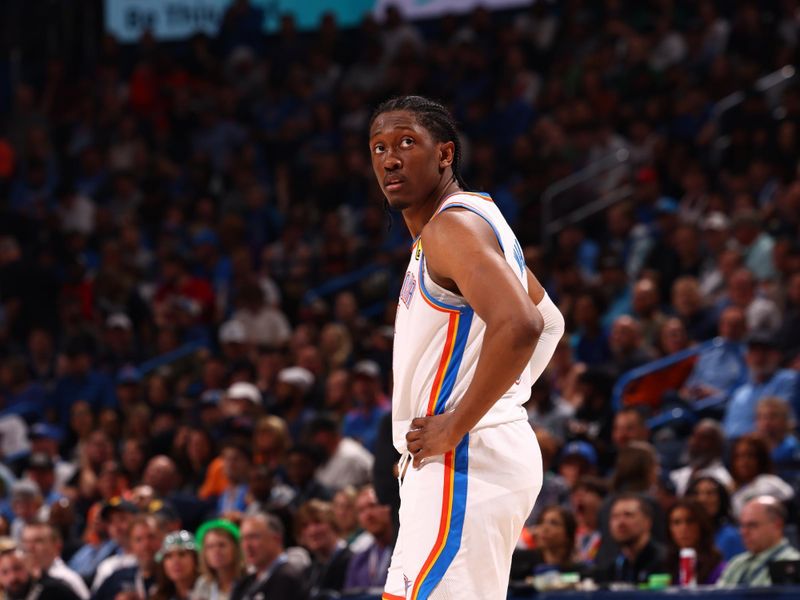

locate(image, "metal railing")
(540, 148), (632, 249)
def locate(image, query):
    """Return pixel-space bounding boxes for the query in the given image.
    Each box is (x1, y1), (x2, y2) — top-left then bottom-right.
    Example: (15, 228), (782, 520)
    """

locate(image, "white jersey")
(392, 191), (532, 454)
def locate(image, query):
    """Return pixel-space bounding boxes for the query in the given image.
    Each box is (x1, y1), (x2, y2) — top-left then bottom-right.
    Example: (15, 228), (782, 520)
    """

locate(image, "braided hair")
(370, 95), (469, 190)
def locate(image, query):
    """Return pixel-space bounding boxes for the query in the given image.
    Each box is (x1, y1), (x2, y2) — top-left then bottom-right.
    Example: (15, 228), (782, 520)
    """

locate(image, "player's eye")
(400, 137), (414, 147)
(373, 143), (385, 154)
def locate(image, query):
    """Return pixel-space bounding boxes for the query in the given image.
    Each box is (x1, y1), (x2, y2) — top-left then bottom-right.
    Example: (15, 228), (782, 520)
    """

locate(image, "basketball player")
(369, 95), (565, 599)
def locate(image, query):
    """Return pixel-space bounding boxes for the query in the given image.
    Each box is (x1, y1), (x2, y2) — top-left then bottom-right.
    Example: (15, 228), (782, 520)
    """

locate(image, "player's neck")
(402, 179), (461, 239)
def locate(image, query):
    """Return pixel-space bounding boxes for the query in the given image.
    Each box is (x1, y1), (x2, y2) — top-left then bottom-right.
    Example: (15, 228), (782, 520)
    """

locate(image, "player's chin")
(384, 192), (412, 211)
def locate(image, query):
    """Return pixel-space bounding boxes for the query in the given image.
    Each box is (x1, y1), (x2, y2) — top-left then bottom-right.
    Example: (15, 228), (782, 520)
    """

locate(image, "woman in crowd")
(332, 486), (372, 552)
(665, 499), (725, 584)
(296, 499), (353, 598)
(192, 519), (244, 600)
(152, 530), (200, 600)
(515, 506), (580, 578)
(571, 477), (607, 564)
(253, 415), (291, 475)
(729, 433), (794, 517)
(685, 476), (744, 560)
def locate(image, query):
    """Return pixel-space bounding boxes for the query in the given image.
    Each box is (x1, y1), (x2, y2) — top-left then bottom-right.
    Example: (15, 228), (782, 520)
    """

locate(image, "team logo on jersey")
(415, 241), (422, 260)
(400, 270), (416, 308)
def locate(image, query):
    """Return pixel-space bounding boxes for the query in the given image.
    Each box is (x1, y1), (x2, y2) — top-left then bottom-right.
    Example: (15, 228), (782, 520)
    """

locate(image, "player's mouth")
(384, 176), (406, 192)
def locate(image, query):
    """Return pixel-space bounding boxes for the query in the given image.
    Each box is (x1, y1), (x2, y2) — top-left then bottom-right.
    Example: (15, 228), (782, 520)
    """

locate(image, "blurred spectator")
(718, 268), (781, 333)
(756, 396), (800, 468)
(90, 497), (140, 592)
(630, 279), (667, 348)
(513, 506), (579, 579)
(669, 420), (733, 496)
(92, 515), (164, 598)
(594, 493), (666, 585)
(680, 306), (748, 403)
(308, 416), (373, 492)
(665, 500), (725, 585)
(607, 315), (655, 376)
(285, 445), (332, 510)
(295, 499), (352, 598)
(729, 434), (795, 518)
(686, 476), (745, 561)
(331, 487), (372, 553)
(611, 407), (650, 450)
(570, 477), (607, 564)
(252, 416), (291, 473)
(232, 513), (308, 600)
(21, 521), (88, 598)
(344, 486), (392, 591)
(0, 547), (80, 599)
(9, 480), (44, 542)
(342, 361), (389, 453)
(556, 441), (598, 490)
(526, 375), (574, 442)
(723, 331), (799, 439)
(671, 276), (718, 342)
(217, 439), (253, 516)
(152, 530), (200, 600)
(192, 519), (244, 600)
(717, 496), (800, 587)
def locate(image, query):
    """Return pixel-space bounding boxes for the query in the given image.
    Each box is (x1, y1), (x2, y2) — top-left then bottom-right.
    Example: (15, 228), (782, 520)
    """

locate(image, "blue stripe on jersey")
(434, 310), (474, 415)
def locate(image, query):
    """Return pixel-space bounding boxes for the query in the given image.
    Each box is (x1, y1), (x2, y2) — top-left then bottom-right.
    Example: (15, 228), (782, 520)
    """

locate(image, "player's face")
(369, 110), (447, 210)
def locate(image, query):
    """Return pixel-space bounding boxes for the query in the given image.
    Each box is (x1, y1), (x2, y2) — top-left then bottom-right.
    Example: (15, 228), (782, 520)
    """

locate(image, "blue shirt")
(715, 524), (745, 561)
(773, 434), (800, 465)
(343, 405), (389, 453)
(67, 539), (120, 581)
(723, 369), (799, 438)
(684, 341), (747, 395)
(50, 371), (116, 423)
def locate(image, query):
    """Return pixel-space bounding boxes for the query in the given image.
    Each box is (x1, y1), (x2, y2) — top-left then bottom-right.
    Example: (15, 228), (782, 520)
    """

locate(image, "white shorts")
(383, 419), (543, 600)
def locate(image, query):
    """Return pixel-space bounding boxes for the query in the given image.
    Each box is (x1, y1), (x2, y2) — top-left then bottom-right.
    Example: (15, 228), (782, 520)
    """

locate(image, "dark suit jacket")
(230, 561), (309, 600)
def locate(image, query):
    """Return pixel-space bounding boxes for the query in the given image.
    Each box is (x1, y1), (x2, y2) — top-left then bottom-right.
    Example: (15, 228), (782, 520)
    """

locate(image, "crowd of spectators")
(1, 0), (800, 596)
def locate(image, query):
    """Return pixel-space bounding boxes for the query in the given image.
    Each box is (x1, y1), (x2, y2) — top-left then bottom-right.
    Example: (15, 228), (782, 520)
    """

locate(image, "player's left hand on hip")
(406, 414), (461, 468)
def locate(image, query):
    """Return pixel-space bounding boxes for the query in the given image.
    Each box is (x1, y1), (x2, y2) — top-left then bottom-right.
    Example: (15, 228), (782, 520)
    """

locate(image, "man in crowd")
(717, 496), (800, 587)
(231, 512), (308, 600)
(669, 419), (733, 495)
(21, 521), (89, 598)
(0, 546), (81, 599)
(92, 514), (164, 599)
(723, 331), (799, 438)
(344, 486), (393, 591)
(595, 494), (665, 584)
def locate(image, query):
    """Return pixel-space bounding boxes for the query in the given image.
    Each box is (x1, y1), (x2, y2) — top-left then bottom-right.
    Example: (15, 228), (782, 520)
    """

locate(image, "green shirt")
(717, 538), (800, 588)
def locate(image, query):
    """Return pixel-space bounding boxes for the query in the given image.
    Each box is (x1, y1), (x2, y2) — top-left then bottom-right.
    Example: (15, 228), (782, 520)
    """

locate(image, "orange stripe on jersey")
(411, 450), (455, 600)
(382, 594), (405, 600)
(425, 313), (458, 416)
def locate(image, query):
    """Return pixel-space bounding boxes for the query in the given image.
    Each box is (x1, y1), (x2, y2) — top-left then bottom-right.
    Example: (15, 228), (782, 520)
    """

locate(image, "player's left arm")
(405, 209), (543, 467)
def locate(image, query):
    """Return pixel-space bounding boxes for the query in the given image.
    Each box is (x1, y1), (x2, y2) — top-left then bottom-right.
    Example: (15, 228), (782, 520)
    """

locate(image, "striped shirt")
(717, 538), (800, 587)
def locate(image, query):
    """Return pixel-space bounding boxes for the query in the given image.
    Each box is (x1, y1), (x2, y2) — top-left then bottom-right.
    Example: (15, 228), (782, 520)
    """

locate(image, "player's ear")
(438, 141), (455, 169)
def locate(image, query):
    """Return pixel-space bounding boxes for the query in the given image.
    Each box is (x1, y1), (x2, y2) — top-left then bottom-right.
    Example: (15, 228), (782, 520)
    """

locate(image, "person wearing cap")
(100, 313), (138, 372)
(222, 381), (263, 419)
(151, 530), (200, 600)
(557, 440), (599, 489)
(218, 320), (251, 362)
(723, 330), (799, 439)
(342, 360), (389, 453)
(89, 497), (140, 591)
(192, 519), (243, 600)
(24, 452), (63, 508)
(21, 521), (89, 598)
(93, 514), (164, 600)
(274, 367), (316, 441)
(0, 547), (82, 600)
(9, 480), (44, 542)
(231, 513), (309, 600)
